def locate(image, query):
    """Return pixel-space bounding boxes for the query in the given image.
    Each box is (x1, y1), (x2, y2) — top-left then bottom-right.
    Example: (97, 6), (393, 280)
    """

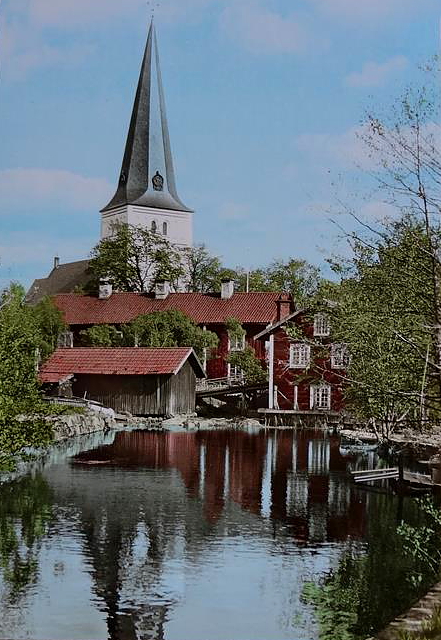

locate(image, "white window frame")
(289, 343), (311, 368)
(57, 331), (74, 348)
(331, 343), (348, 369)
(313, 313), (330, 337)
(228, 363), (244, 384)
(310, 384), (331, 410)
(229, 334), (246, 352)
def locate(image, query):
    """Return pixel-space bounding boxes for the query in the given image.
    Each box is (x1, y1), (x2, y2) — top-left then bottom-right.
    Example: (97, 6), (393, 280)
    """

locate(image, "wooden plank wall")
(72, 365), (197, 416)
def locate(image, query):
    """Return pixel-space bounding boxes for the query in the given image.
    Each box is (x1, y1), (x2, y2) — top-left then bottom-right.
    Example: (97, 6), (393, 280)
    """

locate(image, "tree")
(32, 295), (67, 360)
(227, 347), (267, 384)
(127, 309), (218, 360)
(234, 258), (323, 303)
(79, 324), (125, 347)
(181, 244), (227, 293)
(89, 223), (185, 293)
(0, 285), (52, 465)
(328, 60), (441, 431)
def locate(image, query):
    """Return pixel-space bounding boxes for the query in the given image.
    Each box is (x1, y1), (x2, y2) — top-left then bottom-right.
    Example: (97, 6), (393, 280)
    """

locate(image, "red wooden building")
(52, 283), (293, 380)
(39, 347), (205, 416)
(255, 301), (346, 413)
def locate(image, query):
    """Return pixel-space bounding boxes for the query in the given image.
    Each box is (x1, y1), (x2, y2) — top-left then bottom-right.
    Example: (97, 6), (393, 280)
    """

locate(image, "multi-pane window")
(289, 343), (311, 368)
(311, 384), (331, 410)
(230, 334), (246, 351)
(57, 331), (74, 348)
(313, 313), (330, 337)
(229, 364), (244, 383)
(331, 343), (348, 369)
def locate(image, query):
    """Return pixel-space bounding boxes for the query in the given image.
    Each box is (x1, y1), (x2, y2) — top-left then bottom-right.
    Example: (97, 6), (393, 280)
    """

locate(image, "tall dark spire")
(102, 21), (192, 213)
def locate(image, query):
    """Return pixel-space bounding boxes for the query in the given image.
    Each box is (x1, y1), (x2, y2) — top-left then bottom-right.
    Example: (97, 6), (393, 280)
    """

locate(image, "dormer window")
(151, 220), (157, 233)
(163, 222), (168, 236)
(314, 313), (330, 337)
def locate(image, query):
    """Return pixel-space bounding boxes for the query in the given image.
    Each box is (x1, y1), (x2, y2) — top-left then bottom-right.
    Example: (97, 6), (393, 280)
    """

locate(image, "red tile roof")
(53, 292), (282, 326)
(39, 347), (204, 383)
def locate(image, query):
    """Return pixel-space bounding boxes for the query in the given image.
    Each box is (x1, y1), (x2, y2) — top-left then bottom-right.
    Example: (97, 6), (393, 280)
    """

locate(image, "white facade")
(101, 204), (193, 250)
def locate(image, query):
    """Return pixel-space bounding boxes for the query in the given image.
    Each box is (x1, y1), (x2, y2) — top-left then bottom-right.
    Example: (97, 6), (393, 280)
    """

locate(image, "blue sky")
(0, 0), (439, 289)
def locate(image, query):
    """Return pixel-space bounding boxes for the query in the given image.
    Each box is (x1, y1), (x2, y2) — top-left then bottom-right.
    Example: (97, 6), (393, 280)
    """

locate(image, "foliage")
(0, 285), (53, 465)
(32, 295), (67, 360)
(181, 244), (228, 293)
(227, 346), (267, 384)
(225, 316), (246, 341)
(397, 496), (441, 588)
(234, 258), (323, 304)
(328, 62), (441, 433)
(127, 309), (218, 359)
(303, 493), (433, 640)
(80, 324), (124, 347)
(329, 220), (432, 438)
(89, 223), (185, 292)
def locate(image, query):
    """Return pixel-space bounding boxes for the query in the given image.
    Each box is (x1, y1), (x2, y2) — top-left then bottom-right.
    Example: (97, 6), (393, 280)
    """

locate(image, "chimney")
(221, 279), (235, 300)
(53, 256), (60, 269)
(155, 280), (170, 300)
(276, 293), (292, 321)
(99, 278), (113, 300)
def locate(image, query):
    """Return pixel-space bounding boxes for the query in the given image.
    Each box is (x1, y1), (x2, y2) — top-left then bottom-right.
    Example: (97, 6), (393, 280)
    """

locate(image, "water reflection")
(0, 428), (425, 640)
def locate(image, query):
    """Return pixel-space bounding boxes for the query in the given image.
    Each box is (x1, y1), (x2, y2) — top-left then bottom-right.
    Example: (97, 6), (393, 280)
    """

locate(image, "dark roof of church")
(26, 259), (91, 305)
(101, 21), (192, 214)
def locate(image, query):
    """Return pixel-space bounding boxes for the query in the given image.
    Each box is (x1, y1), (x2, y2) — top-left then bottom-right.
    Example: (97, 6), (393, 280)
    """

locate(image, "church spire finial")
(101, 15), (192, 214)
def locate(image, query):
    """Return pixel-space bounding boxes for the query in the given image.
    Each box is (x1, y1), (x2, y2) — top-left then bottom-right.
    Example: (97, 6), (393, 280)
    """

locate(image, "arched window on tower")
(151, 220), (157, 233)
(163, 222), (168, 236)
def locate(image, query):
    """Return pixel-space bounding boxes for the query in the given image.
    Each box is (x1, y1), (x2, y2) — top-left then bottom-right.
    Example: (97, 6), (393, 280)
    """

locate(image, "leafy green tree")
(235, 258), (323, 303)
(329, 220), (433, 437)
(127, 309), (218, 360)
(182, 244), (227, 293)
(227, 347), (267, 384)
(89, 223), (185, 293)
(32, 295), (67, 360)
(0, 285), (52, 465)
(79, 324), (124, 347)
(327, 60), (441, 432)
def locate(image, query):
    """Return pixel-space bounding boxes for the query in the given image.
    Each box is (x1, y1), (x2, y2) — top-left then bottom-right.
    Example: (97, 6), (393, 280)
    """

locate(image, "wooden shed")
(39, 347), (205, 416)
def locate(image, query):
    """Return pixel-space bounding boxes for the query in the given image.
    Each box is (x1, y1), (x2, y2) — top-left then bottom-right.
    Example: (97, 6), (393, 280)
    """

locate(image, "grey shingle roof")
(26, 259), (91, 305)
(101, 21), (192, 214)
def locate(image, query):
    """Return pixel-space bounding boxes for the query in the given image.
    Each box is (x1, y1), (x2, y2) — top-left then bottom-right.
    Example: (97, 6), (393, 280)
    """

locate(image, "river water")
(0, 427), (431, 640)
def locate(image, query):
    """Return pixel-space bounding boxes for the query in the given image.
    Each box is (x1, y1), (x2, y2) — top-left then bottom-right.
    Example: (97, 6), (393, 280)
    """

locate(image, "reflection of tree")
(0, 474), (52, 604)
(303, 494), (431, 640)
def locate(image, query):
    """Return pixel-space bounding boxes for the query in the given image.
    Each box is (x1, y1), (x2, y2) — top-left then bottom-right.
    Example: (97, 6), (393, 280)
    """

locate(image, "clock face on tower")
(152, 171), (164, 191)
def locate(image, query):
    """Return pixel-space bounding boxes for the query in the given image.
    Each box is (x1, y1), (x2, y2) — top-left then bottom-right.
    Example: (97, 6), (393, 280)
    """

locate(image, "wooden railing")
(196, 375), (245, 392)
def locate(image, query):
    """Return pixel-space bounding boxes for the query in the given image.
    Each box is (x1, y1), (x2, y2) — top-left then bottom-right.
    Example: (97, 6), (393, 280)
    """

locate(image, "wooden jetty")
(351, 466), (441, 494)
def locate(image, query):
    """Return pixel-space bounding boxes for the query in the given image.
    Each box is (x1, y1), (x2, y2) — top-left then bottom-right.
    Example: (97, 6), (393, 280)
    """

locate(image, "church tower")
(100, 20), (193, 251)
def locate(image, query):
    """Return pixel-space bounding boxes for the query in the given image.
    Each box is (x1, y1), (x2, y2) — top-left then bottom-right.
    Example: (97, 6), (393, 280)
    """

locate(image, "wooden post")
(398, 453), (404, 483)
(268, 334), (275, 409)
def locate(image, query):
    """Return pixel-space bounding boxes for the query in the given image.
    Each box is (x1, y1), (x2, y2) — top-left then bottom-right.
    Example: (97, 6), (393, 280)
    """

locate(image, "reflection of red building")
(74, 429), (366, 542)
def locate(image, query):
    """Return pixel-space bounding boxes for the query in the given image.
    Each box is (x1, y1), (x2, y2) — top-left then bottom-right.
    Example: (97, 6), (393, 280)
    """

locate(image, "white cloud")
(294, 125), (375, 173)
(309, 0), (434, 21)
(0, 169), (113, 211)
(345, 56), (408, 88)
(220, 2), (327, 55)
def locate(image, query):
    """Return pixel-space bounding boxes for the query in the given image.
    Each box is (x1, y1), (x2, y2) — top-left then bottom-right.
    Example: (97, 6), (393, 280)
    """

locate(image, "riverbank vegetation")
(0, 285), (65, 469)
